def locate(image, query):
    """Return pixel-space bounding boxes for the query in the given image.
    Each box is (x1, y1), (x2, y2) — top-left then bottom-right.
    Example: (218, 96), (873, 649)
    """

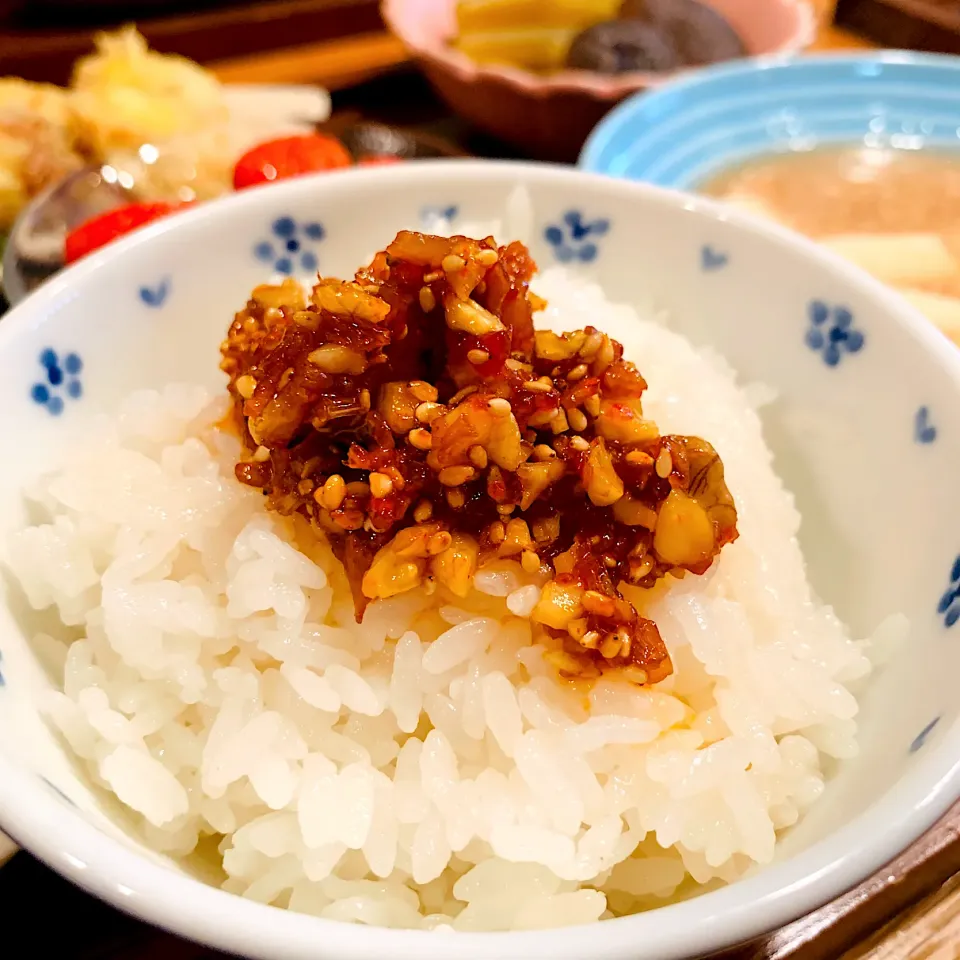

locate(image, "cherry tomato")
(233, 134), (352, 190)
(64, 201), (183, 264)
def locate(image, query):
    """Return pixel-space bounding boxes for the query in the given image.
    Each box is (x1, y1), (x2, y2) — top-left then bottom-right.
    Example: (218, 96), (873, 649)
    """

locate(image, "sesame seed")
(369, 472), (394, 498)
(419, 286), (437, 312)
(450, 385), (479, 404)
(584, 395), (601, 417)
(316, 474), (346, 510)
(533, 444), (557, 460)
(446, 488), (465, 509)
(521, 550), (540, 574)
(469, 445), (488, 469)
(423, 270), (442, 283)
(253, 445), (270, 462)
(416, 402), (444, 423)
(477, 248), (499, 266)
(580, 630), (600, 649)
(496, 503), (515, 515)
(568, 408), (588, 432)
(489, 520), (506, 543)
(442, 253), (465, 273)
(655, 448), (673, 479)
(525, 379), (552, 394)
(551, 409), (569, 434)
(362, 284), (380, 294)
(570, 436), (590, 451)
(438, 465), (476, 486)
(567, 363), (588, 382)
(467, 348), (490, 365)
(408, 428), (433, 450)
(413, 500), (434, 523)
(488, 398), (512, 415)
(626, 450), (654, 466)
(599, 633), (622, 659)
(236, 375), (257, 400)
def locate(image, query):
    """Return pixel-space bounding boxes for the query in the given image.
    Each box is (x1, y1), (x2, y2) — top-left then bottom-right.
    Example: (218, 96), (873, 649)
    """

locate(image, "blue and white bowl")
(578, 51), (960, 189)
(0, 161), (959, 959)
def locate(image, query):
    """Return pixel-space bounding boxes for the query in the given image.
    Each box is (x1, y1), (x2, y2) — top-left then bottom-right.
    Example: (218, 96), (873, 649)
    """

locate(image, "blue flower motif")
(915, 406), (937, 444)
(911, 716), (941, 754)
(805, 300), (865, 367)
(701, 245), (729, 271)
(139, 277), (170, 308)
(0, 649), (4, 687)
(937, 554), (960, 628)
(31, 349), (83, 415)
(421, 205), (459, 227)
(544, 211), (610, 264)
(254, 217), (324, 275)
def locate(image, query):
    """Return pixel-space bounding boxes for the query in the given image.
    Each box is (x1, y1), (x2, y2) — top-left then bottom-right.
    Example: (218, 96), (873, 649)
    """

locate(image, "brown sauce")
(219, 232), (740, 686)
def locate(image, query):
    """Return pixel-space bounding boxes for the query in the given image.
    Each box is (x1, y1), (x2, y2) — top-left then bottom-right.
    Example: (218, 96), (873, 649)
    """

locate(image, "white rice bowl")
(7, 262), (875, 932)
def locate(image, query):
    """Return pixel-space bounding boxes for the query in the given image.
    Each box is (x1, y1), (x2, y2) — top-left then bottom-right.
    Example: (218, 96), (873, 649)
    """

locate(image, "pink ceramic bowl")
(382, 0), (815, 161)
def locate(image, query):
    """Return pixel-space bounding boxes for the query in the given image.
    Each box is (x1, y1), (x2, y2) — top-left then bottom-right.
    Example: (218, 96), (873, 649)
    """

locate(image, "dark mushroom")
(618, 0), (746, 65)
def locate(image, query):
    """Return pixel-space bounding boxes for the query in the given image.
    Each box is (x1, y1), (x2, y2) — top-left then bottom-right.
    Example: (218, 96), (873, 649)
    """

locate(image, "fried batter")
(220, 231), (739, 685)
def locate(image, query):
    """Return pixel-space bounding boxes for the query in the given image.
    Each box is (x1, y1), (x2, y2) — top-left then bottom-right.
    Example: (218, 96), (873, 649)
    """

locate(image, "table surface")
(5, 18), (960, 960)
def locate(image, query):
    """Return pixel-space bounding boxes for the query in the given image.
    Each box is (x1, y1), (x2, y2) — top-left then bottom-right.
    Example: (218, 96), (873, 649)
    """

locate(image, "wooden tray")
(0, 0), (384, 84)
(835, 0), (960, 53)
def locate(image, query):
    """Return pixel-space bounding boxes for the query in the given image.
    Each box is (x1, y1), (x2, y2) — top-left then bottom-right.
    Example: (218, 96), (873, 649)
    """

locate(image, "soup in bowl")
(580, 51), (960, 345)
(0, 162), (958, 960)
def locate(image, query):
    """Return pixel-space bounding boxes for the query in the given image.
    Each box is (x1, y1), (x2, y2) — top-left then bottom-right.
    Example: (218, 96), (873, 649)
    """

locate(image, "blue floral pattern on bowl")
(805, 301), (865, 367)
(701, 245), (729, 271)
(915, 406), (937, 444)
(254, 217), (324, 275)
(544, 211), (609, 263)
(911, 716), (941, 753)
(139, 278), (170, 309)
(30, 349), (82, 415)
(938, 556), (960, 628)
(421, 205), (459, 227)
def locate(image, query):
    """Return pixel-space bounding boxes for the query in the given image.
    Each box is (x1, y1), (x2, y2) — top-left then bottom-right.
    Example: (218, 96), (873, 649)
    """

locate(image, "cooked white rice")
(8, 267), (875, 931)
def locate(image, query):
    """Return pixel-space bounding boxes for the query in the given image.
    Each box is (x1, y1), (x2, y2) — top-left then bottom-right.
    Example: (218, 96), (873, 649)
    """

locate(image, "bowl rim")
(380, 0), (816, 99)
(579, 49), (960, 175)
(1, 159), (960, 959)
